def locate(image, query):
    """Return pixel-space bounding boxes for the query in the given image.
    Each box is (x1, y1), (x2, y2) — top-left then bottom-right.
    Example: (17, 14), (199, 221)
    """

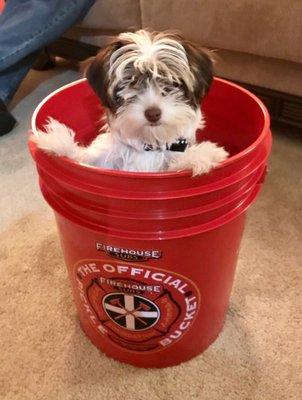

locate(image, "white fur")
(168, 142), (229, 176)
(31, 118), (84, 160)
(110, 30), (195, 92)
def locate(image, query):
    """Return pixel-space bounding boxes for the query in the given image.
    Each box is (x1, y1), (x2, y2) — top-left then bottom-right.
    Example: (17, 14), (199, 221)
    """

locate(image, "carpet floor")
(0, 65), (301, 400)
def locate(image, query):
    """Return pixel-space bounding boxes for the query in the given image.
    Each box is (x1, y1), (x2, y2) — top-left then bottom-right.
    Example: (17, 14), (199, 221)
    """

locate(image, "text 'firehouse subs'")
(75, 262), (200, 349)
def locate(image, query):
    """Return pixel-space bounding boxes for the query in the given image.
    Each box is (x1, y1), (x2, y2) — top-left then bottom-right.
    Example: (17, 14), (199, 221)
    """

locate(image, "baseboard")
(231, 81), (302, 129)
(48, 37), (302, 129)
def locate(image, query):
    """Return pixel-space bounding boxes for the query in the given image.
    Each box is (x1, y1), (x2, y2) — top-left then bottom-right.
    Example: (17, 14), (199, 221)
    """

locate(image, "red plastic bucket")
(29, 77), (272, 368)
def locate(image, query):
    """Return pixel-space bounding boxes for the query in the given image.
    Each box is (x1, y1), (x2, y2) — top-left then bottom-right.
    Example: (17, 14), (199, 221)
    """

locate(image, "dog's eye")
(162, 83), (180, 96)
(113, 90), (123, 105)
(130, 76), (139, 87)
(162, 86), (172, 96)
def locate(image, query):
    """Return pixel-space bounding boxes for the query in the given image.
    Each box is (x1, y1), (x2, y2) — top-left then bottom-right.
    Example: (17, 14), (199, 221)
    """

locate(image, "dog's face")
(85, 30), (213, 146)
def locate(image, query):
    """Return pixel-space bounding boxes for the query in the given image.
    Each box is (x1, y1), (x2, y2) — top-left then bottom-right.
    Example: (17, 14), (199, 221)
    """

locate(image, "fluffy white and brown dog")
(31, 30), (228, 175)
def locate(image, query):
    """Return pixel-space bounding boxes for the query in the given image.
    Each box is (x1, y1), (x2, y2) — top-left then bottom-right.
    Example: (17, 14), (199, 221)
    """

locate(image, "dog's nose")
(144, 107), (161, 123)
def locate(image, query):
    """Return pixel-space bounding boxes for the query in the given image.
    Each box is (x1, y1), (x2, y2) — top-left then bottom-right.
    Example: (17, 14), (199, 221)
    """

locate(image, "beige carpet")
(0, 68), (301, 400)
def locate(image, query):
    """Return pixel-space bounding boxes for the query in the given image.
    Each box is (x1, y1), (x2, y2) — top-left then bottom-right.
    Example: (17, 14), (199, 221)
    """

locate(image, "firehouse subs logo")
(96, 242), (162, 262)
(75, 260), (200, 352)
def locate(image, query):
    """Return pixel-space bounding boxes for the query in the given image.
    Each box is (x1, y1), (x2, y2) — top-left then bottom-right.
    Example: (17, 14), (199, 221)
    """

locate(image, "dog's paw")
(168, 141), (229, 176)
(30, 118), (78, 158)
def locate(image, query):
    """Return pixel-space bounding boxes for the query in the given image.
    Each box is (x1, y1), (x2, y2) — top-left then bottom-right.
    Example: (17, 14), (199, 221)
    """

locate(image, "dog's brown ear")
(83, 41), (122, 108)
(183, 41), (214, 103)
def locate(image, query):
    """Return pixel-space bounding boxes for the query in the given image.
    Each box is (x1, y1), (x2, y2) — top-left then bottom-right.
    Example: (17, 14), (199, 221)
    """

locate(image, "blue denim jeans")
(0, 0), (95, 104)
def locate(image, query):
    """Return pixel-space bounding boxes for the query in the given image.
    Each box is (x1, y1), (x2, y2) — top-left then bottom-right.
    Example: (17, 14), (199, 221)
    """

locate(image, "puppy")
(32, 30), (228, 175)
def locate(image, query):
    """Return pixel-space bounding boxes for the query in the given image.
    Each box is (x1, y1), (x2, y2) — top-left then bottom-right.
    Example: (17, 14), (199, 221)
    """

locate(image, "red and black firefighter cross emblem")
(103, 293), (160, 331)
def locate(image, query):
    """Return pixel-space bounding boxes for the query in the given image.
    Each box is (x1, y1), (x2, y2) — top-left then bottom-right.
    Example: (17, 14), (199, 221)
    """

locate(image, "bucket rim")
(41, 163), (263, 221)
(49, 183), (260, 240)
(31, 77), (270, 179)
